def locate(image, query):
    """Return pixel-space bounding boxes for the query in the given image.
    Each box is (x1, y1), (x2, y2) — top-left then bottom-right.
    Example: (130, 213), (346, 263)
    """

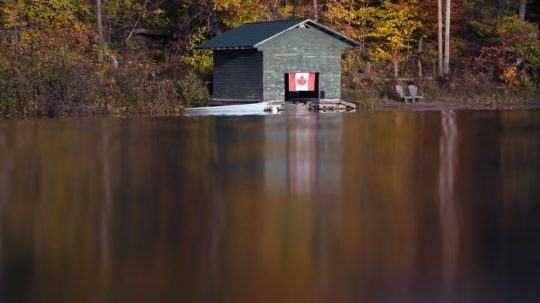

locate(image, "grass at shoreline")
(347, 79), (540, 112)
(3, 99), (540, 120)
(1, 81), (539, 119)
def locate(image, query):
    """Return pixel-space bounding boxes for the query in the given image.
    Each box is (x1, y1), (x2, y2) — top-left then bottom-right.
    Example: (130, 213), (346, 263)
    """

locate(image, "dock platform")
(265, 100), (358, 113)
(186, 100), (357, 116)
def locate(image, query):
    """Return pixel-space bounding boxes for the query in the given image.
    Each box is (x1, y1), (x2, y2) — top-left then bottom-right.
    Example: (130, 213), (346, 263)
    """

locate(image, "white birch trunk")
(438, 0), (444, 77)
(96, 0), (105, 62)
(519, 0), (527, 20)
(444, 0), (451, 75)
(418, 38), (424, 78)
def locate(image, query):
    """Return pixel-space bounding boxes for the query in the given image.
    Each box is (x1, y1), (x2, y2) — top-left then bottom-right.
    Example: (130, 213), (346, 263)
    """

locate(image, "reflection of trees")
(0, 127), (9, 209)
(202, 118), (225, 302)
(499, 111), (540, 213)
(338, 112), (444, 302)
(9, 112), (540, 302)
(0, 127), (9, 297)
(312, 115), (343, 300)
(439, 111), (459, 302)
(497, 112), (540, 300)
(97, 119), (113, 303)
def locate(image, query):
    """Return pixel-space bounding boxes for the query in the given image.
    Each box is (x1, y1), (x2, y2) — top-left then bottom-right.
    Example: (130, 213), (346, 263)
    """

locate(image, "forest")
(1, 0), (540, 117)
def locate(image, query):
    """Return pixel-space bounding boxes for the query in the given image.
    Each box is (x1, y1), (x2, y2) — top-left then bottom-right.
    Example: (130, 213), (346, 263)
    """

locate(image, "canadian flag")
(289, 72), (316, 92)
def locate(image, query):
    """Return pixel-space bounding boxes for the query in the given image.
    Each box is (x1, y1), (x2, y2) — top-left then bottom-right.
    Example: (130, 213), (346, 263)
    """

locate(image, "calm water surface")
(1, 111), (540, 303)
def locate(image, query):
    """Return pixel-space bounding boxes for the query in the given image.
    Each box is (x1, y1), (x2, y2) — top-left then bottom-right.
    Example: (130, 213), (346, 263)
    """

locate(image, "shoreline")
(376, 100), (540, 112)
(2, 100), (540, 120)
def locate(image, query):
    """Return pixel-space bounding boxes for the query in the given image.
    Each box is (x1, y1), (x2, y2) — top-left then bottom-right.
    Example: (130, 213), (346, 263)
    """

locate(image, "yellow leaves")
(365, 1), (422, 63)
(214, 0), (269, 28)
(1, 0), (96, 64)
(277, 4), (294, 18)
(322, 0), (375, 41)
(23, 0), (76, 28)
(0, 1), (20, 28)
(322, 0), (422, 64)
(182, 50), (213, 74)
(1, 0), (91, 32)
(213, 0), (296, 28)
(181, 28), (213, 74)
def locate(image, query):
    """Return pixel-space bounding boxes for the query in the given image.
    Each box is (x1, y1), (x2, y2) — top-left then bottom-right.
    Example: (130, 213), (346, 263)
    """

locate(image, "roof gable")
(198, 19), (359, 50)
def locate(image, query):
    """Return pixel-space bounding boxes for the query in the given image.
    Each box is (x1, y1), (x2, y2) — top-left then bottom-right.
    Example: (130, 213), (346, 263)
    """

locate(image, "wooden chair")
(395, 85), (414, 103)
(407, 85), (424, 103)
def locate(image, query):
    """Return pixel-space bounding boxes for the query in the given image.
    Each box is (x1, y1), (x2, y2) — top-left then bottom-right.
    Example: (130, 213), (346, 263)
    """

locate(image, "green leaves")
(497, 16), (540, 67)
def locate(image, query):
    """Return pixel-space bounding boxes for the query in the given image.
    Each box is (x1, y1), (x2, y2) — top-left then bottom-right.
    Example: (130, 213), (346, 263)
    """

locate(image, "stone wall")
(258, 26), (350, 102)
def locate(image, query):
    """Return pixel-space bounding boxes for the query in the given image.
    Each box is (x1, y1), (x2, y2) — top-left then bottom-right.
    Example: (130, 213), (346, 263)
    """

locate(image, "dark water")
(1, 111), (540, 303)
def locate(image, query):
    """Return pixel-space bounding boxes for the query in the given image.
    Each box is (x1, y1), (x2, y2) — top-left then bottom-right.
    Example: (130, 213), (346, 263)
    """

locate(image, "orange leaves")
(473, 16), (540, 86)
(501, 66), (519, 86)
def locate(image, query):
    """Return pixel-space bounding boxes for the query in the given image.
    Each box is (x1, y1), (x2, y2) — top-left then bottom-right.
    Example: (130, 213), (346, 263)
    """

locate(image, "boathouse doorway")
(284, 72), (320, 102)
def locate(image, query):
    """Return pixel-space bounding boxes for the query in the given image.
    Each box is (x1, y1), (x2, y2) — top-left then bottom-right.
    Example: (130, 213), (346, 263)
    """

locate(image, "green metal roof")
(197, 19), (359, 50)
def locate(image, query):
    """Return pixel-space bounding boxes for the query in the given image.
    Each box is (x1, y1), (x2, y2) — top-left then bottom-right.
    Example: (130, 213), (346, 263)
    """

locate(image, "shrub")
(176, 71), (209, 108)
(474, 16), (540, 88)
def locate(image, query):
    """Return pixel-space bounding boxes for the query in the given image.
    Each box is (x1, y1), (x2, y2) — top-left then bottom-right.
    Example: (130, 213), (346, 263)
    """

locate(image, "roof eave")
(306, 20), (361, 47)
(197, 18), (360, 50)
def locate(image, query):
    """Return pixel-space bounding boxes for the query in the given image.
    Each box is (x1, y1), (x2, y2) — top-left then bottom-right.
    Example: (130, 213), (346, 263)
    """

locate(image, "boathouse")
(198, 19), (359, 105)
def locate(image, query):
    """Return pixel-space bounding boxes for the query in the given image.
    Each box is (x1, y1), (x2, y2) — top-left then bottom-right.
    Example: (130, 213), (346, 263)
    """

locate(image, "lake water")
(1, 110), (540, 303)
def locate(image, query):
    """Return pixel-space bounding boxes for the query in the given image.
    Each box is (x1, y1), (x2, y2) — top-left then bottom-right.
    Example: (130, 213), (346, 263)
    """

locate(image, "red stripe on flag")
(308, 73), (316, 91)
(289, 73), (296, 92)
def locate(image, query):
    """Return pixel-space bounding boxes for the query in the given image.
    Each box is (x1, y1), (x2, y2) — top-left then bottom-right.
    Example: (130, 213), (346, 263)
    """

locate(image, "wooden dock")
(308, 100), (358, 112)
(265, 100), (358, 113)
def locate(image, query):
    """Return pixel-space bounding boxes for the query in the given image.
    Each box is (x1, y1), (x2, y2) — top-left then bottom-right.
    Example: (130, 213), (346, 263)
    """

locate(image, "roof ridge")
(241, 18), (307, 26)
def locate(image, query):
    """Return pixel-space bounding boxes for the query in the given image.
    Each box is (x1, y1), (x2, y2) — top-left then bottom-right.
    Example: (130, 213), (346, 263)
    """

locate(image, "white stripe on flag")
(295, 73), (310, 91)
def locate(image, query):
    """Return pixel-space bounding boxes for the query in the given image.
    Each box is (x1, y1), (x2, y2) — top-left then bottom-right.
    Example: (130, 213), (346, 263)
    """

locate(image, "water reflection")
(0, 112), (540, 302)
(0, 128), (8, 300)
(98, 120), (113, 303)
(439, 111), (459, 303)
(263, 113), (345, 301)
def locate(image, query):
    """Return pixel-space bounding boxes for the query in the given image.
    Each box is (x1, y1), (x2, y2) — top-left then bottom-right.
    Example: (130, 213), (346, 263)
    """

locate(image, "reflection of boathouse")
(198, 19), (359, 105)
(263, 114), (343, 197)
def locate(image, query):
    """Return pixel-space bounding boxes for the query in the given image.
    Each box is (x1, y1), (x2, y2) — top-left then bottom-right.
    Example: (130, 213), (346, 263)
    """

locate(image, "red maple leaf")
(297, 75), (307, 86)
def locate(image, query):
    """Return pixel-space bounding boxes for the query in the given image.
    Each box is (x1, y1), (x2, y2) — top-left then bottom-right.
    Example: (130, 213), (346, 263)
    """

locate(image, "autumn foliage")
(0, 0), (539, 117)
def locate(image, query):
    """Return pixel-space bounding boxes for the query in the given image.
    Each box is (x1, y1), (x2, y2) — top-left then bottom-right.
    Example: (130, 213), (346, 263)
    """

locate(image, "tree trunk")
(313, 0), (319, 21)
(418, 38), (424, 78)
(208, 0), (215, 33)
(444, 0), (451, 76)
(96, 0), (105, 62)
(438, 0), (444, 77)
(519, 0), (527, 20)
(393, 60), (399, 79)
